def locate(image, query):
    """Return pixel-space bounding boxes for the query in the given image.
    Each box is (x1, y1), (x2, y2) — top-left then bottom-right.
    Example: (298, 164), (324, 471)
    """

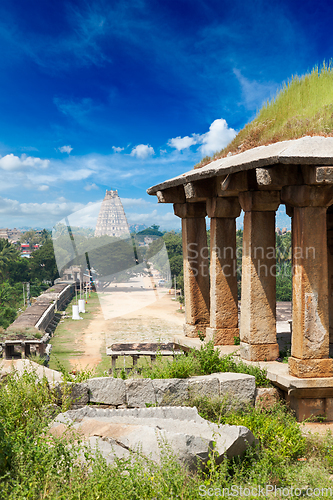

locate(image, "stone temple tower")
(94, 190), (130, 238)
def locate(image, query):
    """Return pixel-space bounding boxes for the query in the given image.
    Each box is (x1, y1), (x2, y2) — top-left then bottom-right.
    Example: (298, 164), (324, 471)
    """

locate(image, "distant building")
(0, 227), (22, 243)
(95, 190), (130, 238)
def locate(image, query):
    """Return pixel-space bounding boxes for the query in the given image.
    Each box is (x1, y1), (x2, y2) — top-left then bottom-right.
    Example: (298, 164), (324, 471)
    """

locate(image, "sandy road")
(69, 287), (185, 369)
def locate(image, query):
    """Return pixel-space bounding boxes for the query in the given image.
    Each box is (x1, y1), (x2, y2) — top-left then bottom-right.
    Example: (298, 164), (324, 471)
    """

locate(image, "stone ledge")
(147, 137), (333, 195)
(64, 372), (257, 409)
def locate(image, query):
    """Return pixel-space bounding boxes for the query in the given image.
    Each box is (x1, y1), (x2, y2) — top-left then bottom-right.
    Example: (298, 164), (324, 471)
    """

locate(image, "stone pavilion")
(147, 136), (333, 420)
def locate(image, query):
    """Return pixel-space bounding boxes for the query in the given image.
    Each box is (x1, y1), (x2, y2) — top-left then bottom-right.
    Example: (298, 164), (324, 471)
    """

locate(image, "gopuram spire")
(94, 190), (130, 238)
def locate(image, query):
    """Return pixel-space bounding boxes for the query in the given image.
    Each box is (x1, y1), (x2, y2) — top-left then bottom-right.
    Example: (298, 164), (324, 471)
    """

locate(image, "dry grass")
(195, 62), (333, 169)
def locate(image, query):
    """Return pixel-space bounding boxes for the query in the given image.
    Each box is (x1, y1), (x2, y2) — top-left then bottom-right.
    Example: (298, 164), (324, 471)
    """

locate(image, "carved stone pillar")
(206, 197), (241, 345)
(282, 185), (333, 378)
(174, 203), (210, 337)
(239, 191), (280, 361)
(327, 210), (333, 348)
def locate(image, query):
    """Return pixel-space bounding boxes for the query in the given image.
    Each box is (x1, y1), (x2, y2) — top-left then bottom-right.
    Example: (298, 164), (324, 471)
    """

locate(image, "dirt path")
(69, 291), (185, 369)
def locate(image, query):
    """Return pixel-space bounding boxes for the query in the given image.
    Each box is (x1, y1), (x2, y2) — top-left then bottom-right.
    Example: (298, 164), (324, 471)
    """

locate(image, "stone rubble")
(50, 406), (255, 471)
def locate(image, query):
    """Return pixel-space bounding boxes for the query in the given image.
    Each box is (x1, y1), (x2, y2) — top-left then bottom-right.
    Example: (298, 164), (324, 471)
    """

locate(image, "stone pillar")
(238, 191), (280, 361)
(206, 197), (241, 345)
(327, 210), (333, 348)
(174, 203), (210, 337)
(282, 185), (333, 378)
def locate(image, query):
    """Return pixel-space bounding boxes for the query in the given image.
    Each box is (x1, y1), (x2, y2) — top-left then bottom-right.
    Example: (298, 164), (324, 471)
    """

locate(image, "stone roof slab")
(147, 136), (333, 195)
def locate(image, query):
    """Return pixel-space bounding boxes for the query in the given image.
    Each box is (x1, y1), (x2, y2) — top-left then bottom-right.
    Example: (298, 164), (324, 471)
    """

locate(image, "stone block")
(240, 342), (279, 361)
(214, 372), (256, 406)
(188, 375), (219, 400)
(255, 388), (279, 410)
(125, 378), (156, 408)
(206, 327), (239, 345)
(152, 378), (189, 405)
(50, 406), (255, 472)
(288, 357), (333, 378)
(86, 377), (126, 405)
(53, 382), (89, 409)
(288, 395), (325, 421)
(184, 324), (207, 338)
(325, 398), (333, 421)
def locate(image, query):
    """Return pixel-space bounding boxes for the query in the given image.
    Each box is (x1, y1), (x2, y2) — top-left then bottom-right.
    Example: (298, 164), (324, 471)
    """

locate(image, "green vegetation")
(195, 63), (333, 168)
(136, 224), (163, 237)
(0, 233), (59, 329)
(136, 341), (271, 387)
(2, 367), (333, 498)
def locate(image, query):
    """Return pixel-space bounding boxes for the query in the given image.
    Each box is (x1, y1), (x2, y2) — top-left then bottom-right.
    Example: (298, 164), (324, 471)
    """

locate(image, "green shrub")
(140, 341), (270, 387)
(1, 368), (333, 498)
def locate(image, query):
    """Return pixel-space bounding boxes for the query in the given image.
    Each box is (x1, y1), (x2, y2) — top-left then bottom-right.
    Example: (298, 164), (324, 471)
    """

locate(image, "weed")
(194, 62), (333, 167)
(1, 368), (333, 498)
(140, 341), (270, 387)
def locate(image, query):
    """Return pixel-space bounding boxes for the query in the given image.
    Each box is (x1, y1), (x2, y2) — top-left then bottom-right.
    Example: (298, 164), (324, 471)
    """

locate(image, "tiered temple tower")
(94, 190), (130, 238)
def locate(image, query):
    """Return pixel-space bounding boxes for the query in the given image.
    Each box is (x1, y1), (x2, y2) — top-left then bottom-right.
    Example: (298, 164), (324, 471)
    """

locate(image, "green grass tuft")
(195, 62), (333, 168)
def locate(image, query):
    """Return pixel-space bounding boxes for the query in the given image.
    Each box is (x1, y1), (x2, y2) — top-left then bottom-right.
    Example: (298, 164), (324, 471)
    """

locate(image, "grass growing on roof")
(195, 62), (333, 168)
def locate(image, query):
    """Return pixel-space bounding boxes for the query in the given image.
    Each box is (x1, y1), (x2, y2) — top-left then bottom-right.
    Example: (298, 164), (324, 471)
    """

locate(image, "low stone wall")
(3, 282), (75, 360)
(56, 372), (256, 410)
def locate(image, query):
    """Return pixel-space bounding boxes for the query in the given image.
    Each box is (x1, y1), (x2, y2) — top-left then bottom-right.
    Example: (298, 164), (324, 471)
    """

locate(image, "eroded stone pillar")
(239, 191), (280, 361)
(327, 210), (333, 347)
(174, 203), (210, 337)
(282, 185), (333, 378)
(206, 197), (241, 345)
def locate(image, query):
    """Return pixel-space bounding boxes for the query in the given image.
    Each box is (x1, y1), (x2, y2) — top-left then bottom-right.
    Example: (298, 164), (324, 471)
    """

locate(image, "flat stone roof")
(147, 136), (333, 195)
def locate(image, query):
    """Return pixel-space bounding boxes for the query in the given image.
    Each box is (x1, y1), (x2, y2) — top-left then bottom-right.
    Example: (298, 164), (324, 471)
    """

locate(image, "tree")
(29, 240), (59, 283)
(0, 239), (19, 282)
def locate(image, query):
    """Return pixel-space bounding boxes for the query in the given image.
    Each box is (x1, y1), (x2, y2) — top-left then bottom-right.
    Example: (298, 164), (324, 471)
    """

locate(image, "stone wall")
(56, 372), (256, 410)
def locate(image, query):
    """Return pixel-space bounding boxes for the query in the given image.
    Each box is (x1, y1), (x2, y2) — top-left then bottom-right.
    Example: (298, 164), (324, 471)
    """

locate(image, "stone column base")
(183, 324), (208, 338)
(240, 342), (279, 361)
(289, 357), (333, 378)
(206, 327), (239, 345)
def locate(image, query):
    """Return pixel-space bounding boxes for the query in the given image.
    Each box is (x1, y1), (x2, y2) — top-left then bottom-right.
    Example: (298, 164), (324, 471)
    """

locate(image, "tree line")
(0, 226), (292, 330)
(0, 232), (59, 329)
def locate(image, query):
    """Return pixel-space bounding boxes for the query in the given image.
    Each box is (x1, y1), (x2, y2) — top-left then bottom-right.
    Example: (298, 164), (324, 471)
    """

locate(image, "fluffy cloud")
(112, 146), (124, 153)
(0, 195), (83, 219)
(130, 144), (155, 159)
(58, 145), (73, 154)
(0, 154), (49, 171)
(167, 135), (198, 151)
(167, 119), (236, 156)
(199, 119), (236, 156)
(37, 185), (49, 191)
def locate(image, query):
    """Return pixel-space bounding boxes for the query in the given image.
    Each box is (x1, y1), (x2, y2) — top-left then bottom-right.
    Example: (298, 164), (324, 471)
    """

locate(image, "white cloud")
(233, 69), (277, 110)
(37, 185), (49, 191)
(199, 119), (236, 156)
(0, 195), (83, 219)
(112, 146), (124, 153)
(63, 169), (94, 181)
(84, 183), (99, 191)
(58, 145), (73, 154)
(130, 144), (155, 159)
(0, 153), (50, 171)
(167, 135), (198, 151)
(167, 119), (236, 156)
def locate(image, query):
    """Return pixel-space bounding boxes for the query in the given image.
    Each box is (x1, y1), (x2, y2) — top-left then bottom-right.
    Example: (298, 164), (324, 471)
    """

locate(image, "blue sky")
(0, 0), (332, 230)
